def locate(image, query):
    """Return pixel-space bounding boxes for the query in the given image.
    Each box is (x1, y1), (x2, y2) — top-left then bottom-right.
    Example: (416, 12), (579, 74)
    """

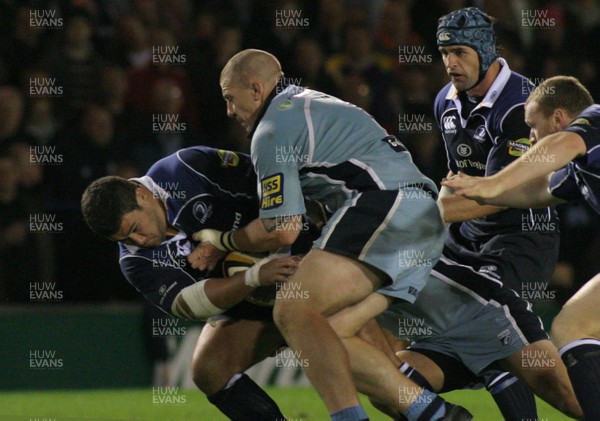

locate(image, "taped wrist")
(193, 229), (240, 252)
(243, 255), (279, 288)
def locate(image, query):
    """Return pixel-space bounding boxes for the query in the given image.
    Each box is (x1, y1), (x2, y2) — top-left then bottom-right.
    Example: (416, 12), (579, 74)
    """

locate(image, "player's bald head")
(220, 49), (283, 87)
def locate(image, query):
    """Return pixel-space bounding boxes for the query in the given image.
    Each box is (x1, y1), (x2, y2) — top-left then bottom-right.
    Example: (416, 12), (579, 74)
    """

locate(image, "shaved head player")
(189, 49), (472, 420)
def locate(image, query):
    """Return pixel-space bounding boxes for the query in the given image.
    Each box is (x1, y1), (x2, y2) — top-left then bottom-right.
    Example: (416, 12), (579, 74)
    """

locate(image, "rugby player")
(190, 50), (473, 420)
(443, 75), (600, 420)
(81, 146), (304, 420)
(388, 8), (572, 420)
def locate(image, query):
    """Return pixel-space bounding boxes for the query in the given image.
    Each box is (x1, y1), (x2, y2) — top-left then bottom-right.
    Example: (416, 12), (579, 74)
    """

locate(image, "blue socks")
(331, 405), (369, 420)
(404, 389), (446, 421)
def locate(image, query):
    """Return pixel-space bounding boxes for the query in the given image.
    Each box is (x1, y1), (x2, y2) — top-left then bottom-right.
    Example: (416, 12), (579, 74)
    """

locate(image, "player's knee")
(191, 352), (228, 394)
(551, 305), (591, 347)
(273, 297), (309, 332)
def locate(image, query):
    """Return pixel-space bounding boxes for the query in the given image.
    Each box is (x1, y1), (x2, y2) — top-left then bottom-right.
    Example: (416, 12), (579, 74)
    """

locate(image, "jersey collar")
(445, 57), (511, 111)
(130, 175), (169, 208)
(247, 88), (278, 139)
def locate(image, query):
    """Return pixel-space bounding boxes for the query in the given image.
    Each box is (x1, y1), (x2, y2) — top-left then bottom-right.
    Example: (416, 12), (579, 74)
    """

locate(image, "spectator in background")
(41, 11), (104, 123)
(288, 37), (339, 96)
(373, 0), (425, 60)
(112, 14), (153, 69)
(98, 64), (150, 164)
(190, 24), (242, 145)
(315, 0), (346, 54)
(130, 78), (200, 172)
(0, 6), (48, 86)
(127, 28), (197, 125)
(0, 86), (34, 153)
(48, 104), (136, 301)
(0, 149), (54, 302)
(326, 24), (400, 131)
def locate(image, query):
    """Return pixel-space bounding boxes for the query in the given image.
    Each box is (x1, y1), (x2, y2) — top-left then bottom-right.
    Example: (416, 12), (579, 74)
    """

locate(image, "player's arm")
(172, 254), (299, 321)
(442, 131), (587, 205)
(187, 216), (301, 270)
(437, 172), (506, 223)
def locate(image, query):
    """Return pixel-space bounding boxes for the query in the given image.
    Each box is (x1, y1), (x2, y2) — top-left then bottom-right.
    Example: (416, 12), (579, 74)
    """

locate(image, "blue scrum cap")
(437, 7), (498, 79)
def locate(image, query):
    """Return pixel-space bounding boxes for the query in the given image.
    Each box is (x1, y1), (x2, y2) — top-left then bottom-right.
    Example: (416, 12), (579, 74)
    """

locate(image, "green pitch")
(0, 387), (573, 420)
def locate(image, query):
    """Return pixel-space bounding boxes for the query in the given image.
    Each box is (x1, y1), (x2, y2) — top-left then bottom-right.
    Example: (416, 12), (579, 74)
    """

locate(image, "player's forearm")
(492, 132), (586, 194)
(204, 272), (254, 309)
(232, 217), (300, 252)
(438, 186), (505, 223)
(488, 174), (565, 208)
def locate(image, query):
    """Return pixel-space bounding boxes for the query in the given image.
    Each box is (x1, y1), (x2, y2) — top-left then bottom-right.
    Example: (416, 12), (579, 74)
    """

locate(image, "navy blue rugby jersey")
(434, 58), (559, 241)
(118, 147), (259, 316)
(550, 104), (600, 215)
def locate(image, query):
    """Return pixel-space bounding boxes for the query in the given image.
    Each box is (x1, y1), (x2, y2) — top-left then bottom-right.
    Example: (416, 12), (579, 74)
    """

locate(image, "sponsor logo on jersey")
(217, 149), (239, 167)
(261, 173), (284, 209)
(456, 143), (472, 157)
(569, 117), (590, 127)
(474, 125), (487, 142)
(443, 115), (457, 133)
(508, 138), (532, 157)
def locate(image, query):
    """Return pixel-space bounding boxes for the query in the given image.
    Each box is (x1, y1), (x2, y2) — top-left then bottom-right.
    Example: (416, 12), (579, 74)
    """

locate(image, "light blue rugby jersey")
(250, 85), (437, 219)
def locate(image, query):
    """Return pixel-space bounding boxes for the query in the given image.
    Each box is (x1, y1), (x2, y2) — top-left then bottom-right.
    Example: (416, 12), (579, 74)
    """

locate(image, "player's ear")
(251, 82), (262, 100)
(135, 186), (151, 204)
(553, 108), (569, 129)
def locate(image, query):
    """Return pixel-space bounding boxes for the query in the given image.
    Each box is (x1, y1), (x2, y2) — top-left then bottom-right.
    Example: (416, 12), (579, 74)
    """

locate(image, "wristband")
(193, 229), (240, 252)
(243, 255), (276, 288)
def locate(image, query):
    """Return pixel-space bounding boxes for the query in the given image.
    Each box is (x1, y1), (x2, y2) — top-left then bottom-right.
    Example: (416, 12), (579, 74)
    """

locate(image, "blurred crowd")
(0, 0), (598, 307)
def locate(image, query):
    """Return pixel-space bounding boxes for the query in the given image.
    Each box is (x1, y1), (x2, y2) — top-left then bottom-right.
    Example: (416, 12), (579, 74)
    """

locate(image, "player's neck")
(466, 61), (501, 98)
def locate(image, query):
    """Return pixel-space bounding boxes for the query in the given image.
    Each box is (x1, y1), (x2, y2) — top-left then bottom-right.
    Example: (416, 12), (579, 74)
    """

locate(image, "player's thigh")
(500, 339), (565, 388)
(551, 273), (600, 347)
(327, 293), (392, 338)
(192, 318), (282, 392)
(275, 248), (385, 317)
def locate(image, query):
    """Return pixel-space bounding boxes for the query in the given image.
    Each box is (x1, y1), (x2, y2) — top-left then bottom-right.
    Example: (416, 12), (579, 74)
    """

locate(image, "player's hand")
(441, 172), (497, 204)
(257, 255), (301, 286)
(187, 230), (228, 270)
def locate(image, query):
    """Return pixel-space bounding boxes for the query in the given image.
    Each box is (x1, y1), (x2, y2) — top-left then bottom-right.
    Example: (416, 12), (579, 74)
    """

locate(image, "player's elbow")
(273, 227), (300, 246)
(263, 215), (301, 246)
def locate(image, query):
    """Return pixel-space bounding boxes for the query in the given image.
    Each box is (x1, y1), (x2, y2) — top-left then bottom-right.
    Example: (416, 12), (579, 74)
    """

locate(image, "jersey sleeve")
(252, 134), (306, 219)
(486, 105), (531, 176)
(563, 114), (600, 156)
(549, 165), (582, 202)
(119, 251), (198, 317)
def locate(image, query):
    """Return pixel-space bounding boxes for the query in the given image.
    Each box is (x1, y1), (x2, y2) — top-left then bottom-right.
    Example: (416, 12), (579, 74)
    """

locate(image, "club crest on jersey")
(261, 173), (284, 209)
(508, 138), (532, 157)
(474, 125), (488, 142)
(193, 201), (214, 223)
(498, 329), (512, 346)
(217, 149), (239, 167)
(278, 100), (293, 110)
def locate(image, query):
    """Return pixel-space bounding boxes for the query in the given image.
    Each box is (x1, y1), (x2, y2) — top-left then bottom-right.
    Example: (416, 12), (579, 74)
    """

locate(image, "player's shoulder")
(573, 104), (600, 121)
(498, 71), (530, 105)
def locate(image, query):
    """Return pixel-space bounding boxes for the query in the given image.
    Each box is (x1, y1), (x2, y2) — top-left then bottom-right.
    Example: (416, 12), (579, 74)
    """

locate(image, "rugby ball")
(222, 252), (276, 307)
